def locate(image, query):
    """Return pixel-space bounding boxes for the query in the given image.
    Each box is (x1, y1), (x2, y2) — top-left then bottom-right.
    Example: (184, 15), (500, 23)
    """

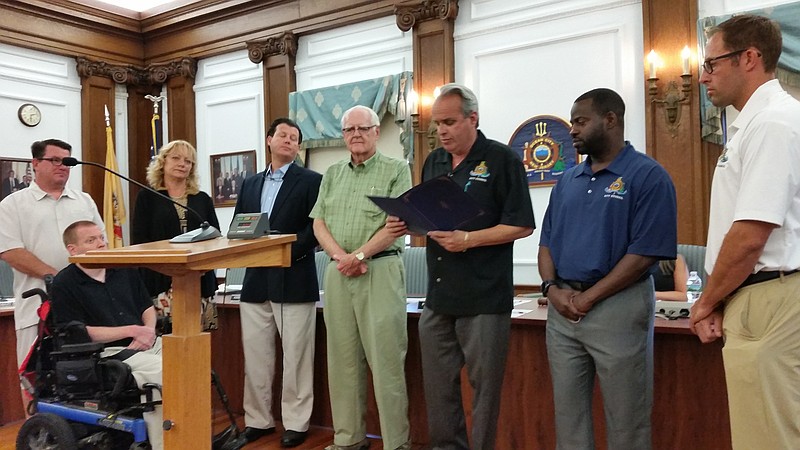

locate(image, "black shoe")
(281, 430), (307, 447)
(241, 426), (275, 444)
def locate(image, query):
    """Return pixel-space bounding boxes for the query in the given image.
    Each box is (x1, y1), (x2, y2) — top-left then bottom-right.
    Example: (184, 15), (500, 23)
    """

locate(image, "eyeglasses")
(38, 157), (66, 166)
(702, 49), (746, 74)
(342, 125), (376, 135)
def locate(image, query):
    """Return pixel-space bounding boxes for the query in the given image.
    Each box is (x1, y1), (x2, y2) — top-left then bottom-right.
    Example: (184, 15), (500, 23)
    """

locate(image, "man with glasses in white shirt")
(0, 138), (103, 413)
(692, 14), (800, 450)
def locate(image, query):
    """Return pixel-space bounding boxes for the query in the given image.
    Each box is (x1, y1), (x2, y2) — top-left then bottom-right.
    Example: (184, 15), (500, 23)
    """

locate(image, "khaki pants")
(723, 272), (800, 450)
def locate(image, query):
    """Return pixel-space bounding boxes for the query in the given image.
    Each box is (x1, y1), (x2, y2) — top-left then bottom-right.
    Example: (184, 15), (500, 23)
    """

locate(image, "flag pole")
(145, 94), (166, 161)
(103, 105), (126, 248)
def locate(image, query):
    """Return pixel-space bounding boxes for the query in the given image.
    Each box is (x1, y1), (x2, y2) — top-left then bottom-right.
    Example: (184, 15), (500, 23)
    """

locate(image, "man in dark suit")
(2, 169), (20, 200)
(233, 118), (322, 448)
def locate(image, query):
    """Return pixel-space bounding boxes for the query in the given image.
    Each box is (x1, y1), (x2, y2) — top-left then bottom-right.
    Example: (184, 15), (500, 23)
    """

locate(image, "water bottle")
(686, 271), (702, 303)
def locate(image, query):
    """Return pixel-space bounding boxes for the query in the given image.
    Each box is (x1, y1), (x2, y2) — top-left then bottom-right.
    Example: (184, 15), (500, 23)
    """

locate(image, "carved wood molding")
(246, 32), (298, 64)
(394, 0), (458, 32)
(76, 56), (197, 85)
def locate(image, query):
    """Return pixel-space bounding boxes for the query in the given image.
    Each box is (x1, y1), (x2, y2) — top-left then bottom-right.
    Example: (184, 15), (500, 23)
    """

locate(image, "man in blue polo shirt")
(538, 88), (677, 450)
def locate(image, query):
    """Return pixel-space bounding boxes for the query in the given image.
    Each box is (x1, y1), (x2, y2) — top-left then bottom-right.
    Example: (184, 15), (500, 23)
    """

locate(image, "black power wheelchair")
(16, 279), (244, 450)
(16, 281), (161, 450)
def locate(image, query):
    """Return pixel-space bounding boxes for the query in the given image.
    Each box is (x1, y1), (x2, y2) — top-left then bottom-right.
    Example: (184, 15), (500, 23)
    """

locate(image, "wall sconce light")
(408, 88), (419, 131)
(647, 46), (693, 136)
(409, 86), (442, 151)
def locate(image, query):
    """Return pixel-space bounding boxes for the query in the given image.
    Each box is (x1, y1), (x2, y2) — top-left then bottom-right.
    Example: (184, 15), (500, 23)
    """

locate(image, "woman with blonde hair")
(132, 140), (220, 325)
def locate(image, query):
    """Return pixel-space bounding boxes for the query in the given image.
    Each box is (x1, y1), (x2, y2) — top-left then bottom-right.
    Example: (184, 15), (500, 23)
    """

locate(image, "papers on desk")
(407, 297), (425, 313)
(0, 298), (14, 308)
(217, 283), (242, 294)
(511, 309), (533, 318)
(368, 175), (486, 234)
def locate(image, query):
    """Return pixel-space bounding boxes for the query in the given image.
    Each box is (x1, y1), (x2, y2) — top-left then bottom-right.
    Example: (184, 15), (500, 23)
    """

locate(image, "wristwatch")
(541, 279), (558, 297)
(355, 251), (365, 261)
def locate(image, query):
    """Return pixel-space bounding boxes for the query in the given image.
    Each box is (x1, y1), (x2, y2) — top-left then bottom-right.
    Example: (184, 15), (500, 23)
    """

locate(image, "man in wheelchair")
(43, 220), (164, 449)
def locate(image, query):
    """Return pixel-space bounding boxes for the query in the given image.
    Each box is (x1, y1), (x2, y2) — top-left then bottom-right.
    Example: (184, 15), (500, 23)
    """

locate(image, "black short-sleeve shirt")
(51, 265), (153, 348)
(422, 131), (536, 315)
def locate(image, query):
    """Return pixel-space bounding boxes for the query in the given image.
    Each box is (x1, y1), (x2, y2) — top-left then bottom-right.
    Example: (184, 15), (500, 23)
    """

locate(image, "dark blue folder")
(368, 175), (486, 234)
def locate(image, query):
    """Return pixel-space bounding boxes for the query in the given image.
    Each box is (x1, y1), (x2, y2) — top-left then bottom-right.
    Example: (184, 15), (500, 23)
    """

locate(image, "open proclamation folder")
(368, 175), (486, 234)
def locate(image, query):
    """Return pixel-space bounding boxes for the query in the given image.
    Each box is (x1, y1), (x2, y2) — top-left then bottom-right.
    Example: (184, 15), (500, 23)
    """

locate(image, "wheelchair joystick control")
(163, 420), (174, 431)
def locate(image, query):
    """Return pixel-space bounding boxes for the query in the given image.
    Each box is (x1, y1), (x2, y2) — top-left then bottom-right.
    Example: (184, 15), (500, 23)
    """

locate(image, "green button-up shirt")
(310, 151), (412, 252)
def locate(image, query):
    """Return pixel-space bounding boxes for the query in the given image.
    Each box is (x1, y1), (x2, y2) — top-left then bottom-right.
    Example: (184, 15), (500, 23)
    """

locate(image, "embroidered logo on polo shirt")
(469, 161), (490, 179)
(465, 161), (490, 191)
(604, 176), (627, 200)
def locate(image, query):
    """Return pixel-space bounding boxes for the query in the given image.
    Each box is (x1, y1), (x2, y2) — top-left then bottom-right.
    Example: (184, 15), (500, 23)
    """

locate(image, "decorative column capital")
(247, 32), (298, 64)
(76, 56), (197, 85)
(394, 0), (458, 32)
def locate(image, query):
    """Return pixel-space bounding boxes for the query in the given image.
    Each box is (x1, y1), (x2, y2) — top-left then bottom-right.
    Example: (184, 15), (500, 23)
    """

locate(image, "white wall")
(194, 50), (266, 236)
(454, 0), (645, 285)
(296, 15), (413, 170)
(0, 44), (86, 190)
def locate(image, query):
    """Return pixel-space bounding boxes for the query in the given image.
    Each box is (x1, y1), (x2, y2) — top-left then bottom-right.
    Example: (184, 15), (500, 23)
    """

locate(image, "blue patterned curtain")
(289, 72), (415, 161)
(698, 2), (800, 144)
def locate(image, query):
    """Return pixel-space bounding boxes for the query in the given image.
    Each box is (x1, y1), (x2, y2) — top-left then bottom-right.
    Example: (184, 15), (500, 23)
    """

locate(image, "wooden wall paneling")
(395, 0), (457, 247)
(142, 1), (397, 63)
(127, 85), (163, 212)
(642, 0), (711, 245)
(0, 312), (25, 425)
(0, 1), (144, 65)
(247, 32), (298, 166)
(79, 75), (116, 212)
(166, 75), (197, 146)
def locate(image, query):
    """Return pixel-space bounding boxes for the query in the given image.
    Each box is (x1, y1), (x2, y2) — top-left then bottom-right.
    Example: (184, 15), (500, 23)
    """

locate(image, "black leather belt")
(370, 250), (399, 259)
(332, 250), (399, 262)
(560, 273), (651, 292)
(738, 270), (799, 290)
(561, 279), (595, 292)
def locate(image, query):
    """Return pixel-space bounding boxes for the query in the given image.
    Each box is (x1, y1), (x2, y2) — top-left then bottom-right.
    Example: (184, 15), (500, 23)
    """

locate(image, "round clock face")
(18, 103), (41, 127)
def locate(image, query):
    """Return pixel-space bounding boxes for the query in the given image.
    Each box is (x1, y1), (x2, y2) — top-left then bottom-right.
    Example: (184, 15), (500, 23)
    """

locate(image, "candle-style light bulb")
(407, 89), (419, 115)
(681, 46), (691, 75)
(647, 50), (658, 79)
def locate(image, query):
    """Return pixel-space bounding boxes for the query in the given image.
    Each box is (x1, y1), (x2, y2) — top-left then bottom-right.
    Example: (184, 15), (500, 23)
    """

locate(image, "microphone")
(63, 157), (222, 243)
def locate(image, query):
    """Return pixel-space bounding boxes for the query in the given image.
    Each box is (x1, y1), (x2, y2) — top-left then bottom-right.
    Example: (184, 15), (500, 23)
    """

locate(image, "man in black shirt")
(414, 83), (535, 449)
(51, 220), (163, 450)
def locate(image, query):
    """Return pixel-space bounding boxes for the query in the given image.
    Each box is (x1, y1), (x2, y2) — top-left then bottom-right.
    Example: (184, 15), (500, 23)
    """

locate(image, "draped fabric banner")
(698, 1), (800, 144)
(289, 72), (415, 161)
(103, 123), (126, 248)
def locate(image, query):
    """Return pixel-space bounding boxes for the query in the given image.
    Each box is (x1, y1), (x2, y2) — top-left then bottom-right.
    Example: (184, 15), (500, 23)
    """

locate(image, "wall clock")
(18, 103), (41, 127)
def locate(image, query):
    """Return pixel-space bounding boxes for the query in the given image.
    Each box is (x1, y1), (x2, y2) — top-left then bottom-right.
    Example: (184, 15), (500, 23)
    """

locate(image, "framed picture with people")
(210, 150), (256, 207)
(0, 157), (33, 202)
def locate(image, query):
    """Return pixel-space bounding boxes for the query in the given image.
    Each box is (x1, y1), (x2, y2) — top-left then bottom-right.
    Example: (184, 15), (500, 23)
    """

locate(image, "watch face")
(18, 104), (41, 127)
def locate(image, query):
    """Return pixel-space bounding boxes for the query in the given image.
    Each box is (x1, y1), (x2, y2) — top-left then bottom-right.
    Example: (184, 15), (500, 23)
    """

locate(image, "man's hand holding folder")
(368, 175), (486, 236)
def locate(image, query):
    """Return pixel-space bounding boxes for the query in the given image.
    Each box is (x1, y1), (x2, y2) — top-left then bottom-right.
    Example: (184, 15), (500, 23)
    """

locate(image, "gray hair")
(341, 105), (380, 128)
(438, 83), (479, 118)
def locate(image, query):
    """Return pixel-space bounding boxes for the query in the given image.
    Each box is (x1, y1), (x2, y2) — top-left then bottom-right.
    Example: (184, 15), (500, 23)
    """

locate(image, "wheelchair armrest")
(52, 342), (105, 356)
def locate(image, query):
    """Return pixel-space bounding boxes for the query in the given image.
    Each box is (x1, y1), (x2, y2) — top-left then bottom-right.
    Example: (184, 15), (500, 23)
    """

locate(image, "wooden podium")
(69, 235), (295, 449)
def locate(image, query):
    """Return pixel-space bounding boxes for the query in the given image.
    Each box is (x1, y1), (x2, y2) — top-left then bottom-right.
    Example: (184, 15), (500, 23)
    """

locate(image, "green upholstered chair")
(401, 246), (428, 296)
(0, 259), (13, 298)
(677, 244), (707, 285)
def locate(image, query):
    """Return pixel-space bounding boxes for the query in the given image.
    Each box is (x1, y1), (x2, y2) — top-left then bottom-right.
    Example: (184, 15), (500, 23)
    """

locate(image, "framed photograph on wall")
(1, 157), (33, 202)
(210, 150), (256, 207)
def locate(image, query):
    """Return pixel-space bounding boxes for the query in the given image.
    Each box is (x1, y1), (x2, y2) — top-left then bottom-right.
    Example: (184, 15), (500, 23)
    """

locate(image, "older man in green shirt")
(311, 105), (412, 450)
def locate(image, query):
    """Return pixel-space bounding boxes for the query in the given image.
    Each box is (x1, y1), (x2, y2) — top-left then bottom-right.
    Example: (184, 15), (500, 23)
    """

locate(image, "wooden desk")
(71, 235), (294, 450)
(0, 308), (25, 425)
(209, 299), (731, 450)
